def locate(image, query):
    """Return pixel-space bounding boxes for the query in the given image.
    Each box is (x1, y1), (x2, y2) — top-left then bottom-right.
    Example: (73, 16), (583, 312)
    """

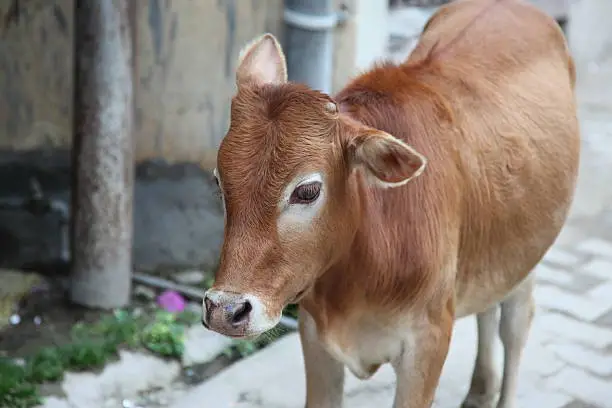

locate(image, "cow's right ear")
(236, 33), (288, 86)
(347, 129), (427, 188)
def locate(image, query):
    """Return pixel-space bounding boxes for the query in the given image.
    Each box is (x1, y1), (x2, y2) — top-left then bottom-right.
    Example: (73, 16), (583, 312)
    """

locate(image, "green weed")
(0, 306), (195, 407)
(0, 358), (42, 408)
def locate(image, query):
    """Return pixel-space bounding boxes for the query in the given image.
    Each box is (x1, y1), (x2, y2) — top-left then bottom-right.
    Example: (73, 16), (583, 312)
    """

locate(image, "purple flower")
(156, 290), (186, 313)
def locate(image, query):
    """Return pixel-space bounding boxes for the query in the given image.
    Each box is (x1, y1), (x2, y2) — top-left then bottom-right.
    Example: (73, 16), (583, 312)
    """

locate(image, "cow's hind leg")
(496, 276), (535, 408)
(461, 306), (501, 408)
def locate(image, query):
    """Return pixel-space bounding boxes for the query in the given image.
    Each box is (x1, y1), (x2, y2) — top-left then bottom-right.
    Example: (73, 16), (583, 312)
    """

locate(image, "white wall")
(352, 0), (390, 72)
(568, 0), (612, 70)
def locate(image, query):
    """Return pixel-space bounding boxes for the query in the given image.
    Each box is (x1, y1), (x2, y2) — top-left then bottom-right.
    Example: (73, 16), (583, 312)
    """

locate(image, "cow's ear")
(347, 129), (427, 187)
(236, 33), (287, 86)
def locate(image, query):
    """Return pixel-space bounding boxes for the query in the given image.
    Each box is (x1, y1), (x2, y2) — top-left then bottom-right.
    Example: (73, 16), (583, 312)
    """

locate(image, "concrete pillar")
(71, 0), (134, 309)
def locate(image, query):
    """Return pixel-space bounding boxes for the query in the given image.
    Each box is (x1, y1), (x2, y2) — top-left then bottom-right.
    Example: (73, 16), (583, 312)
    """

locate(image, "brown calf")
(202, 0), (580, 407)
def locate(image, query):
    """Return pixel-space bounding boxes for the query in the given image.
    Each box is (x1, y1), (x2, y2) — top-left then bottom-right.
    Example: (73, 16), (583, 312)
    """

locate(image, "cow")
(201, 0), (580, 407)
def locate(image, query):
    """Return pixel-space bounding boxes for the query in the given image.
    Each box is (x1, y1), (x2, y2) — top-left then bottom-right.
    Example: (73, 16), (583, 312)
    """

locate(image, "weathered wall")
(0, 0), (283, 163)
(0, 151), (225, 273)
(132, 0), (283, 165)
(0, 0), (283, 272)
(0, 0), (73, 151)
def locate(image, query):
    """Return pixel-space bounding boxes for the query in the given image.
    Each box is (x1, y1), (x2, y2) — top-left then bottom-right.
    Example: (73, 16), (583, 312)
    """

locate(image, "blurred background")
(0, 0), (611, 407)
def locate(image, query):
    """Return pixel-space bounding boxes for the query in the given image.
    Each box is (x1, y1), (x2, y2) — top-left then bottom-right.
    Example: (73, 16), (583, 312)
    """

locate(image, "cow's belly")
(453, 202), (572, 318)
(454, 267), (534, 318)
(452, 127), (578, 317)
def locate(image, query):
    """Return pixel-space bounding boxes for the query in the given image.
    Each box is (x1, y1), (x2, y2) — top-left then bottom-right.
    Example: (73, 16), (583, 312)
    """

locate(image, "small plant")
(0, 358), (41, 408)
(94, 309), (142, 349)
(141, 310), (186, 358)
(24, 347), (64, 383)
(283, 303), (299, 319)
(175, 309), (201, 326)
(226, 339), (259, 358)
(59, 340), (109, 371)
(222, 323), (292, 359)
(0, 297), (289, 408)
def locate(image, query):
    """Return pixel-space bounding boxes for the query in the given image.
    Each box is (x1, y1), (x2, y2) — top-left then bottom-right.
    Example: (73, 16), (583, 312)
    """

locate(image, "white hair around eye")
(277, 172), (325, 234)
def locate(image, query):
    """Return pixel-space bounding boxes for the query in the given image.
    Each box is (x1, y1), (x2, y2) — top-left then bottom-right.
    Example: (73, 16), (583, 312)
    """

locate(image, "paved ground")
(169, 3), (612, 408)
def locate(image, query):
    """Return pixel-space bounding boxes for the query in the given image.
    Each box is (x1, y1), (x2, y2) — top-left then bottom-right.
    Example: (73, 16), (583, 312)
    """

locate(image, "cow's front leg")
(299, 309), (345, 408)
(392, 308), (453, 408)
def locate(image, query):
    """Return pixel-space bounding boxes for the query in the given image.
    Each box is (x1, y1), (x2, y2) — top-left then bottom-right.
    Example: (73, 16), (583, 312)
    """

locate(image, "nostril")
(230, 300), (252, 326)
(203, 296), (217, 327)
(204, 296), (215, 312)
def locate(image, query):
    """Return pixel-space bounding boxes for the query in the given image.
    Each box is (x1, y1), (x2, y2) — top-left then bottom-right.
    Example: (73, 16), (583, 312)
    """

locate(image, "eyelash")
(213, 177), (322, 205)
(213, 177), (222, 200)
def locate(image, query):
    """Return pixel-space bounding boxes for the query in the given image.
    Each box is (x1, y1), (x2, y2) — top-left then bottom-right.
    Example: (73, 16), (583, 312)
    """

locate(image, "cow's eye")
(290, 182), (321, 204)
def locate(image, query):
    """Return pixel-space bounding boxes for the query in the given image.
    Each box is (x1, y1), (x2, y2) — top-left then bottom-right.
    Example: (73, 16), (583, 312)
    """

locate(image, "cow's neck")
(306, 184), (416, 319)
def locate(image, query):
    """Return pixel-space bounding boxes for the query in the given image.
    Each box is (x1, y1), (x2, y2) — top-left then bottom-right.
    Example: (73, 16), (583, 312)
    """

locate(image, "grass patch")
(0, 307), (201, 408)
(0, 290), (298, 408)
(141, 309), (198, 357)
(222, 326), (291, 359)
(283, 303), (299, 319)
(0, 358), (41, 408)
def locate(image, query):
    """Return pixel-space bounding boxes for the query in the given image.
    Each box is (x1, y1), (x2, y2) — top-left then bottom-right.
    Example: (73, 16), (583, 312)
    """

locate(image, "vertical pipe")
(284, 0), (339, 94)
(70, 0), (134, 308)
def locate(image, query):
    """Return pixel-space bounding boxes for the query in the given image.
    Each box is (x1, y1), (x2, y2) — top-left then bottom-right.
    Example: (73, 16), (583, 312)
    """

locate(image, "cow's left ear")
(236, 33), (287, 86)
(347, 129), (427, 187)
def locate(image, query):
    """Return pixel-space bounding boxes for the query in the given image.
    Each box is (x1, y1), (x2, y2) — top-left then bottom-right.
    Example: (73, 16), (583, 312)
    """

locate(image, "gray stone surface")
(172, 270), (207, 285)
(132, 167), (224, 272)
(41, 350), (181, 408)
(181, 325), (233, 367)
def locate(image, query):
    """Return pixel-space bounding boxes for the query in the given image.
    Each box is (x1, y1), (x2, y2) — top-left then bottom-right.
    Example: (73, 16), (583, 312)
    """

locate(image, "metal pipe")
(50, 201), (71, 262)
(28, 178), (71, 262)
(283, 0), (347, 94)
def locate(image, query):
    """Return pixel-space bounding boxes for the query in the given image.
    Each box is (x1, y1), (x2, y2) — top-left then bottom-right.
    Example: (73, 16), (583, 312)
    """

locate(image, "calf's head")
(202, 34), (427, 338)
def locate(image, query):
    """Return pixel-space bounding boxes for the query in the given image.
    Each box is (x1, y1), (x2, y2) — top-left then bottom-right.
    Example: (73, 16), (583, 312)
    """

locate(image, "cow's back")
(409, 0), (580, 316)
